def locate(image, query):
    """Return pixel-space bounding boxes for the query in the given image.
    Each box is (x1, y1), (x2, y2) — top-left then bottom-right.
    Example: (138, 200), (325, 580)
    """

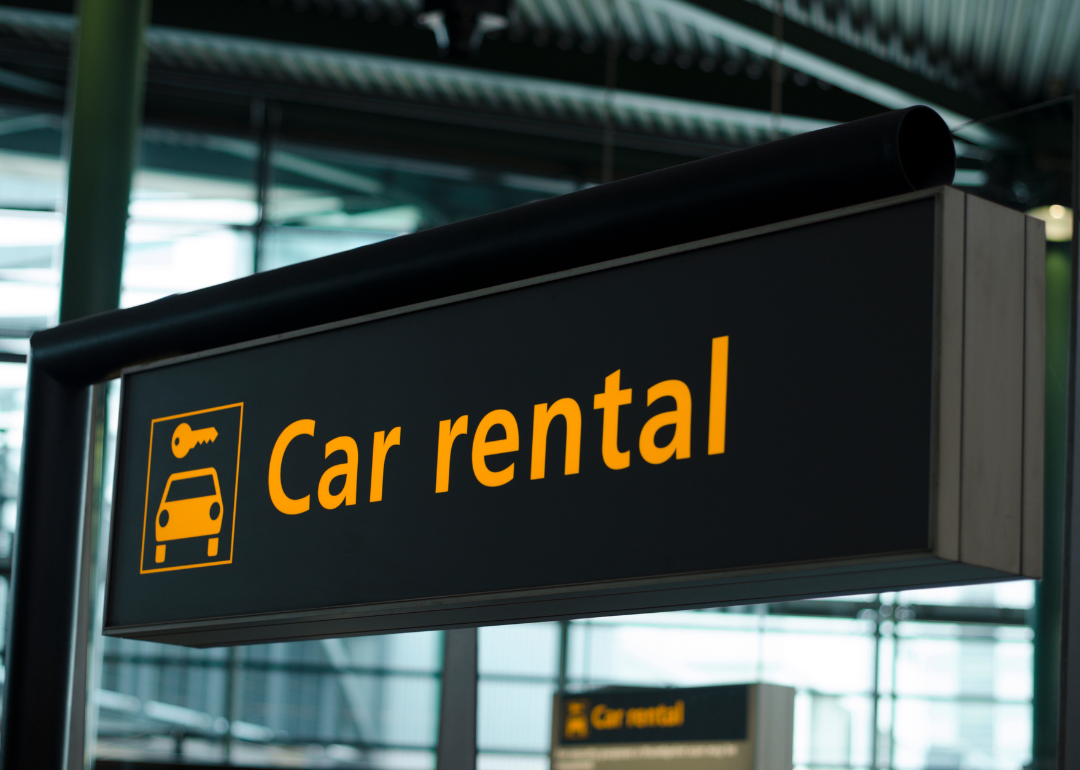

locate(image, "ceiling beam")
(145, 0), (882, 124)
(147, 0), (1016, 145)
(0, 35), (706, 185)
(0, 0), (1049, 149)
(0, 1), (885, 134)
(671, 0), (1010, 146)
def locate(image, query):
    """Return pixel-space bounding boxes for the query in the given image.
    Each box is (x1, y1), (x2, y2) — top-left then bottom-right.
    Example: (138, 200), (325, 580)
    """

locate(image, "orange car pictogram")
(155, 468), (224, 563)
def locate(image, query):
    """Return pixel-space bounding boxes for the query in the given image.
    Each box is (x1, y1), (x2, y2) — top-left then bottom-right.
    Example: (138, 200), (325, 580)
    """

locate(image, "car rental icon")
(155, 468), (224, 563)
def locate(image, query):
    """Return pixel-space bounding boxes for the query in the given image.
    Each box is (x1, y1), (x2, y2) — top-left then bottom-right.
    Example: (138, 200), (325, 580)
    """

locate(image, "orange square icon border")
(140, 403), (244, 575)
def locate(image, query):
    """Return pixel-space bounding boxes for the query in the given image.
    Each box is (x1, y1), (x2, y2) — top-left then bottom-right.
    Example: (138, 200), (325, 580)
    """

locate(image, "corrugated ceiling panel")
(0, 4), (873, 152)
(787, 0), (1080, 99)
(946, 0), (975, 66)
(1017, 0), (1062, 96)
(613, 0), (646, 46)
(1046, 1), (1080, 81)
(512, 0), (547, 32)
(562, 0), (601, 38)
(535, 0), (575, 36)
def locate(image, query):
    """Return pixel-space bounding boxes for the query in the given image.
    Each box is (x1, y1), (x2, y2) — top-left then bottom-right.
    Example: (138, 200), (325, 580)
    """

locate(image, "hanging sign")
(551, 684), (794, 770)
(104, 189), (1044, 646)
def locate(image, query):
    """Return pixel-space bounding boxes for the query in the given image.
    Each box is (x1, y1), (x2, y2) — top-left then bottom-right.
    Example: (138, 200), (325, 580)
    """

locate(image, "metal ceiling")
(148, 24), (836, 145)
(313, 0), (1080, 111)
(745, 0), (1080, 102)
(498, 0), (1080, 114)
(291, 0), (1025, 144)
(0, 0), (1072, 159)
(276, 0), (1011, 144)
(0, 5), (836, 150)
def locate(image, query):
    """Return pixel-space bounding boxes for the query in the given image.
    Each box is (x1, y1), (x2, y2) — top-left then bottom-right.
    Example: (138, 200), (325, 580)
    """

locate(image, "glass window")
(0, 108), (65, 695)
(123, 128), (259, 307)
(259, 141), (575, 273)
(536, 589), (1035, 770)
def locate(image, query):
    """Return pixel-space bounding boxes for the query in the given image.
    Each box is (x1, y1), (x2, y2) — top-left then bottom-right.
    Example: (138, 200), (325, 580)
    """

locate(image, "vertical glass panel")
(994, 637), (1034, 701)
(761, 617), (876, 694)
(260, 226), (393, 271)
(259, 141), (575, 272)
(0, 208), (61, 325)
(96, 633), (442, 763)
(477, 624), (559, 761)
(478, 753), (550, 770)
(0, 361), (26, 557)
(0, 107), (64, 714)
(568, 616), (760, 686)
(0, 361), (16, 694)
(122, 128), (259, 308)
(892, 698), (1031, 770)
(798, 693), (874, 768)
(266, 142), (568, 229)
(896, 580), (1036, 609)
(893, 623), (1022, 700)
(477, 680), (556, 753)
(0, 106), (64, 358)
(479, 623), (559, 678)
(0, 106), (64, 211)
(122, 222), (253, 308)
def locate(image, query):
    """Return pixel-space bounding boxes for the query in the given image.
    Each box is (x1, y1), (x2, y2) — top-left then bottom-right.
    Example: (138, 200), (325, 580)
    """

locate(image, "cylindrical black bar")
(35, 106), (954, 386)
(0, 361), (91, 768)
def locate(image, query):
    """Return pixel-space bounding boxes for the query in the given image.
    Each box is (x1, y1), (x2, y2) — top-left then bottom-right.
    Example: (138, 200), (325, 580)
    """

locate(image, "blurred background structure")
(0, 0), (1077, 767)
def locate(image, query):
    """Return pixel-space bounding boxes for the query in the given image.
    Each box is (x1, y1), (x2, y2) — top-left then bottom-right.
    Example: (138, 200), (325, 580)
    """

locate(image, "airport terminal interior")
(0, 0), (1078, 768)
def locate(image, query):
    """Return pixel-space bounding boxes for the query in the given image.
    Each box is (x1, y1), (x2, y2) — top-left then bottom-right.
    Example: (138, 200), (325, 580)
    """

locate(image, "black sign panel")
(106, 198), (944, 644)
(556, 686), (749, 744)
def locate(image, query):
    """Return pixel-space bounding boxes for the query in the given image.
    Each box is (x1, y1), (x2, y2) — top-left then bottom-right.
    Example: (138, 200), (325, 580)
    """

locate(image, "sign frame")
(102, 186), (1045, 647)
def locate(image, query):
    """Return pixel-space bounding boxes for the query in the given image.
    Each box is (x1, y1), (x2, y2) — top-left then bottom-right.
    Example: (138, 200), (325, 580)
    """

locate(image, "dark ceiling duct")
(36, 106), (955, 383)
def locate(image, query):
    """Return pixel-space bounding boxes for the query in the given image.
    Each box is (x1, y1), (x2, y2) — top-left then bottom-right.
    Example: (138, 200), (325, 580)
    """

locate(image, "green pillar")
(1032, 245), (1071, 767)
(59, 0), (151, 322)
(59, 1), (150, 765)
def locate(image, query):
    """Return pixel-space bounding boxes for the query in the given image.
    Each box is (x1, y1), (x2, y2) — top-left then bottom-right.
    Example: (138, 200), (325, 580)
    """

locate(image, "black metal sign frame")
(98, 187), (1044, 646)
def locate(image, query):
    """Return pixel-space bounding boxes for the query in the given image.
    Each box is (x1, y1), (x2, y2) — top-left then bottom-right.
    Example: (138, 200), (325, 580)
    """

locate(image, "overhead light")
(417, 0), (510, 57)
(1027, 204), (1073, 242)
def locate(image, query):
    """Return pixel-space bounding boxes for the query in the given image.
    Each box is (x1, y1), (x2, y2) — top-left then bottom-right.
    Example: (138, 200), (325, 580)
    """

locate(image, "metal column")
(1062, 90), (1080, 770)
(0, 0), (150, 767)
(436, 629), (478, 770)
(58, 0), (151, 322)
(1034, 242), (1070, 768)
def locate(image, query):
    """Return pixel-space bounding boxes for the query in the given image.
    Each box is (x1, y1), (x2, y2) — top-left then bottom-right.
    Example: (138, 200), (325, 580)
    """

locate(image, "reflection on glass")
(544, 593), (1035, 770)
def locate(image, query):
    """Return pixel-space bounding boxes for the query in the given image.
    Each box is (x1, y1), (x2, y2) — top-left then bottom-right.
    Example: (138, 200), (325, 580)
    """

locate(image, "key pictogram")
(141, 403), (243, 574)
(172, 423), (220, 458)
